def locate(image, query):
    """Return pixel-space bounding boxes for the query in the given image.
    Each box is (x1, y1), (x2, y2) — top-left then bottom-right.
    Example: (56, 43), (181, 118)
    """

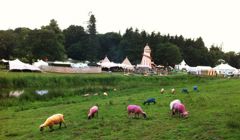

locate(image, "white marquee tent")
(121, 57), (134, 70)
(175, 60), (189, 70)
(33, 60), (48, 68)
(9, 59), (40, 71)
(214, 63), (237, 74)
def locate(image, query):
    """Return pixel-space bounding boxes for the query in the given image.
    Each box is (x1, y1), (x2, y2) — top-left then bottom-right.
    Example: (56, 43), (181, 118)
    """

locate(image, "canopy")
(214, 63), (237, 74)
(33, 60), (48, 68)
(98, 56), (120, 68)
(9, 59), (40, 71)
(121, 57), (134, 70)
(175, 60), (189, 70)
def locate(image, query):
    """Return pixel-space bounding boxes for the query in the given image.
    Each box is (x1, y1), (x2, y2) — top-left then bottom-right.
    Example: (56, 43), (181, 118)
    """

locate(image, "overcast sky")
(1, 0), (239, 52)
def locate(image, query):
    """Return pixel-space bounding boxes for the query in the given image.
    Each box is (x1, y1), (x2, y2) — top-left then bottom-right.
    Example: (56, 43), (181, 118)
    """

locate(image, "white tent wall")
(9, 59), (40, 71)
(214, 63), (237, 75)
(175, 60), (189, 70)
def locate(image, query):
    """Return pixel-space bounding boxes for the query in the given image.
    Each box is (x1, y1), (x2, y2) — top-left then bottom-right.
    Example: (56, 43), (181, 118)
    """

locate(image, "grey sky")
(1, 0), (239, 52)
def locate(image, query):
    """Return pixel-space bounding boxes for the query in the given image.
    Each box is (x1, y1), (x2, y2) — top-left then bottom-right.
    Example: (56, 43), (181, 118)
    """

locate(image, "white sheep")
(103, 92), (108, 96)
(83, 93), (90, 97)
(171, 88), (176, 94)
(160, 88), (165, 94)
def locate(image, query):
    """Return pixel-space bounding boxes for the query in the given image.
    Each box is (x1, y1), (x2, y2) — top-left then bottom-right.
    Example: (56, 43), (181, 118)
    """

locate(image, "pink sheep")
(88, 106), (98, 119)
(171, 101), (188, 118)
(127, 105), (147, 118)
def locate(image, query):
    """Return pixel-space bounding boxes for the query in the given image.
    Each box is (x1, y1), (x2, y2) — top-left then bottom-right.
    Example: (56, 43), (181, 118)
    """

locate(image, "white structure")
(137, 44), (152, 69)
(187, 66), (212, 75)
(9, 59), (40, 71)
(175, 60), (189, 70)
(98, 56), (120, 69)
(214, 63), (237, 75)
(121, 57), (134, 70)
(33, 60), (48, 68)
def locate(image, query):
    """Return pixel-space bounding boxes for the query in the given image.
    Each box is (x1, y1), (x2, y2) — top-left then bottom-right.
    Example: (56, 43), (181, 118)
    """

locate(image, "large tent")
(175, 60), (189, 70)
(33, 60), (48, 68)
(98, 56), (119, 69)
(121, 57), (134, 70)
(9, 59), (40, 71)
(214, 63), (237, 75)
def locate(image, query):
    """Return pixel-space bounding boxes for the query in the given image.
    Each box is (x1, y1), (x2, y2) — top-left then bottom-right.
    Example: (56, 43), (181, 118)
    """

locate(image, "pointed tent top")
(102, 56), (110, 63)
(122, 57), (132, 66)
(144, 43), (150, 50)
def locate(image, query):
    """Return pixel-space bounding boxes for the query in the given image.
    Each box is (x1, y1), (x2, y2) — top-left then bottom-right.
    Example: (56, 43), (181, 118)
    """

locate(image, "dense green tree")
(208, 45), (224, 66)
(63, 25), (86, 49)
(98, 32), (122, 61)
(224, 51), (240, 68)
(28, 29), (65, 61)
(87, 14), (97, 36)
(153, 42), (182, 66)
(0, 30), (16, 59)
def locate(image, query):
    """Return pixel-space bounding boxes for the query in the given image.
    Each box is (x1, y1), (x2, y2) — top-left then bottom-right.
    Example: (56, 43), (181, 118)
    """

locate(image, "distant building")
(137, 44), (152, 69)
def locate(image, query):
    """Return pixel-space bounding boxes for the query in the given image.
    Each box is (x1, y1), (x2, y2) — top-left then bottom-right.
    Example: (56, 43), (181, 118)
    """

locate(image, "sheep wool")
(127, 105), (147, 118)
(103, 92), (108, 96)
(172, 102), (188, 117)
(160, 88), (165, 94)
(88, 106), (98, 119)
(170, 99), (181, 110)
(39, 114), (66, 131)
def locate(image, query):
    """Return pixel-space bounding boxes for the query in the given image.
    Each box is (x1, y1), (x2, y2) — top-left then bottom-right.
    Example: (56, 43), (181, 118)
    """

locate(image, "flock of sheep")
(39, 87), (198, 132)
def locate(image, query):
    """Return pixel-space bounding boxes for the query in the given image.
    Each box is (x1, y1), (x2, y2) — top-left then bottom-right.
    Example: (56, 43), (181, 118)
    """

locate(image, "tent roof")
(122, 57), (132, 66)
(121, 57), (134, 69)
(214, 63), (237, 70)
(9, 59), (40, 71)
(102, 56), (110, 63)
(33, 60), (48, 67)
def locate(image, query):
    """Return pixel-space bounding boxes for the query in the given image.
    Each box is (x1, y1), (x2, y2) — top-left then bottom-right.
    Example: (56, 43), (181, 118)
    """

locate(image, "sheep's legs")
(49, 126), (54, 132)
(59, 122), (62, 129)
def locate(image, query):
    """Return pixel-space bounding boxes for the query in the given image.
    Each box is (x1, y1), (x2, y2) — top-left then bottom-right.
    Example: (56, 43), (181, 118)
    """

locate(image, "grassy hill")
(0, 72), (240, 139)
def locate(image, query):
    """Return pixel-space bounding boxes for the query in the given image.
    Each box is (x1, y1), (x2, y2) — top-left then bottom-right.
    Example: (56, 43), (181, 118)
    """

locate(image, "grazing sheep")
(127, 105), (147, 118)
(143, 98), (156, 105)
(193, 86), (199, 92)
(170, 99), (181, 110)
(103, 92), (108, 96)
(39, 114), (66, 132)
(94, 93), (98, 96)
(160, 88), (165, 94)
(88, 106), (98, 119)
(181, 88), (189, 93)
(83, 93), (90, 97)
(171, 88), (176, 94)
(171, 102), (188, 118)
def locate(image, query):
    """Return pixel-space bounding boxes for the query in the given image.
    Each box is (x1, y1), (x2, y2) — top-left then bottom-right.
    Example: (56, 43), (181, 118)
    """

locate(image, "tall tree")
(0, 30), (16, 59)
(87, 14), (97, 36)
(153, 42), (182, 66)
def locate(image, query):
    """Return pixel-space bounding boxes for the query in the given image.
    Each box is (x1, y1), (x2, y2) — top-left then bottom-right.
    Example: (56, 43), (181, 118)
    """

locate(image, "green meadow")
(0, 71), (240, 140)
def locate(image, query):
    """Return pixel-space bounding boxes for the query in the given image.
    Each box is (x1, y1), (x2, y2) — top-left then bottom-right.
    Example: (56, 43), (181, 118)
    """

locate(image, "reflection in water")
(35, 90), (48, 95)
(9, 90), (24, 97)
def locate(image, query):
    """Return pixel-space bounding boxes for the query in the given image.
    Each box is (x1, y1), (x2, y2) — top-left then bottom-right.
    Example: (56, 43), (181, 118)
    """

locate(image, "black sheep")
(143, 98), (156, 105)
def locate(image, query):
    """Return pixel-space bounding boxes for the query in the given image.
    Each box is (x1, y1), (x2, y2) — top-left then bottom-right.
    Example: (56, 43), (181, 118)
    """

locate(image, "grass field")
(0, 71), (240, 140)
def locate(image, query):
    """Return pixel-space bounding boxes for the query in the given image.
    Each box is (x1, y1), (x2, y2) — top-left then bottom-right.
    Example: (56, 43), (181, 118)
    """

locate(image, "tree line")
(0, 15), (240, 68)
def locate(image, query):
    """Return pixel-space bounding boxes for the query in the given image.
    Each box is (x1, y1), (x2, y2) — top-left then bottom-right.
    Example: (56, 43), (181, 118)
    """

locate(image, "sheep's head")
(88, 115), (91, 120)
(142, 112), (147, 118)
(39, 124), (44, 131)
(183, 111), (189, 118)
